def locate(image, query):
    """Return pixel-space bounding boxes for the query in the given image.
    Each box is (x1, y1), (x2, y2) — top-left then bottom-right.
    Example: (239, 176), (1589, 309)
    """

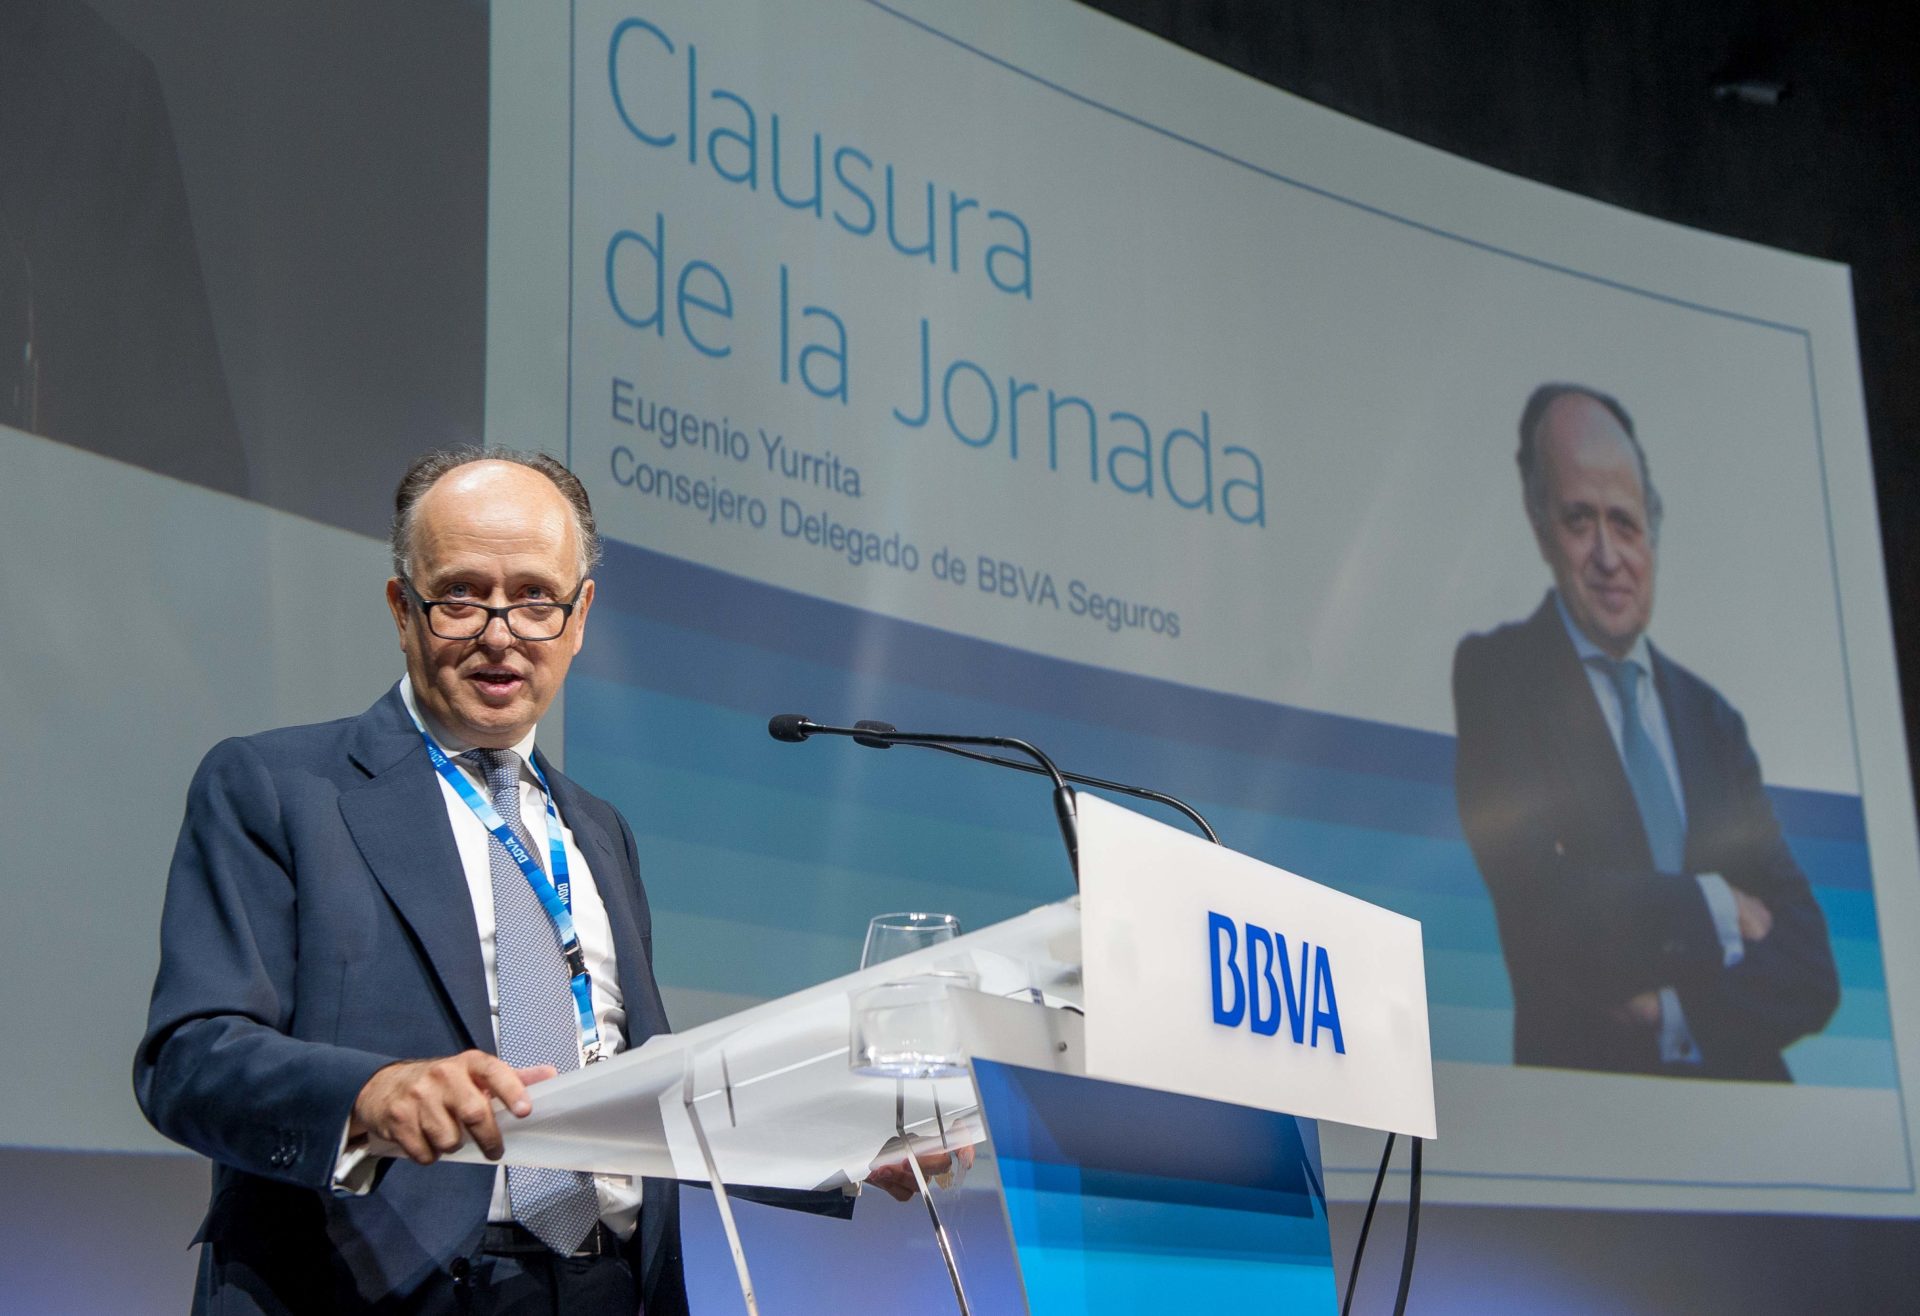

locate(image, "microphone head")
(852, 719), (897, 750)
(768, 713), (814, 743)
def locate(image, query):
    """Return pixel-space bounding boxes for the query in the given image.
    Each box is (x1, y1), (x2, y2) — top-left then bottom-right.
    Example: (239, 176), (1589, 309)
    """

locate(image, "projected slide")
(484, 0), (1919, 1216)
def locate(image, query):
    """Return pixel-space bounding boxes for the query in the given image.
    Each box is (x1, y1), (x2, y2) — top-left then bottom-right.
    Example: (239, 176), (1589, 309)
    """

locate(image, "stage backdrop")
(486, 0), (1916, 1216)
(2, 2), (1918, 1309)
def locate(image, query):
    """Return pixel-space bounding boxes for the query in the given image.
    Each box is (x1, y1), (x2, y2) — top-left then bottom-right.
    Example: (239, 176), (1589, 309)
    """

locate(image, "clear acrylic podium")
(446, 799), (1434, 1313)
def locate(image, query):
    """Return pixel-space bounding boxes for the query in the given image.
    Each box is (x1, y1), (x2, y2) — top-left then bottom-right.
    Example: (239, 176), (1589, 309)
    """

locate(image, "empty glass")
(861, 911), (961, 969)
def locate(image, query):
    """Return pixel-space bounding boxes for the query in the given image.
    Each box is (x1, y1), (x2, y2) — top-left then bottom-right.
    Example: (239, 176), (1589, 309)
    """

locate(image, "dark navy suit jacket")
(1452, 596), (1840, 1080)
(134, 687), (686, 1314)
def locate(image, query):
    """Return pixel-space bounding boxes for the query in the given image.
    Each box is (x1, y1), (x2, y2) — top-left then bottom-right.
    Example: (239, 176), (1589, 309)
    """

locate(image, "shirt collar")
(1553, 590), (1654, 675)
(397, 675), (539, 771)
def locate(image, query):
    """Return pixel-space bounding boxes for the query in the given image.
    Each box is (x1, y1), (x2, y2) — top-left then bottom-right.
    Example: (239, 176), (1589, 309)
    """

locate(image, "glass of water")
(849, 968), (980, 1078)
(861, 911), (961, 969)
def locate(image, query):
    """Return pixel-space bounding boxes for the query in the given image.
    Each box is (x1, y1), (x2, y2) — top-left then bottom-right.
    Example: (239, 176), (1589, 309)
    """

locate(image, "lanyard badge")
(415, 729), (603, 1058)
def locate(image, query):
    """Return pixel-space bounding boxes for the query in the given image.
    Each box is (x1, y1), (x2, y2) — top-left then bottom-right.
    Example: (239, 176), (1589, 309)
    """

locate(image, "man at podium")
(135, 449), (689, 1313)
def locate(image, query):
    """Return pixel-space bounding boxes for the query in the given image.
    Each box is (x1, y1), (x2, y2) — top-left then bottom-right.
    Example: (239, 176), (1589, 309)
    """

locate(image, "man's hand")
(865, 1143), (976, 1203)
(1735, 890), (1774, 944)
(349, 1051), (556, 1166)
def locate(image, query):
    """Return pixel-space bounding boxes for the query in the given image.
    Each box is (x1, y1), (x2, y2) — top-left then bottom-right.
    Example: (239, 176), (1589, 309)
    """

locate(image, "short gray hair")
(1516, 382), (1663, 541)
(389, 445), (603, 581)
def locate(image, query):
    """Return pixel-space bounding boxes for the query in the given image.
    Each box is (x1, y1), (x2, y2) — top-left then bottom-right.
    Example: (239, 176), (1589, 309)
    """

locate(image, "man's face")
(1531, 395), (1655, 659)
(385, 461), (594, 749)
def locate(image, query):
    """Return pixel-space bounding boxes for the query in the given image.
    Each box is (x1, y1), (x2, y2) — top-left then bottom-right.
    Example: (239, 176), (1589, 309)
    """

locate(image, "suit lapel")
(538, 753), (667, 1047)
(339, 690), (494, 1052)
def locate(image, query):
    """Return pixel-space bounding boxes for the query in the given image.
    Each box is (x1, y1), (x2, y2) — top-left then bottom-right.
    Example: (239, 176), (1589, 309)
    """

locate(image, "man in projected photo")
(135, 449), (697, 1313)
(1452, 384), (1840, 1080)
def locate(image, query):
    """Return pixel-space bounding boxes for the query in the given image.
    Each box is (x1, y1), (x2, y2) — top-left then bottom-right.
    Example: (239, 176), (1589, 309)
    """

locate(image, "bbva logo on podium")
(1207, 911), (1346, 1053)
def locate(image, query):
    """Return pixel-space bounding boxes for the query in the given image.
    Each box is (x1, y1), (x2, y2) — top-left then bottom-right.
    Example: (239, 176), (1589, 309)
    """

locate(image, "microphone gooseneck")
(768, 712), (1226, 884)
(849, 720), (1219, 845)
(769, 713), (1082, 886)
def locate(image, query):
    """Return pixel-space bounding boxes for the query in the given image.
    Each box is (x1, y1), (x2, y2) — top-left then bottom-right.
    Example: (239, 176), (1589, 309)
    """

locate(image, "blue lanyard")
(416, 729), (602, 1057)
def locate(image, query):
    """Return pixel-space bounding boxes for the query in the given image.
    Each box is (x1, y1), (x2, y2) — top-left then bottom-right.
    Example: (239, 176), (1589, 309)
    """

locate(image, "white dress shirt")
(333, 678), (641, 1237)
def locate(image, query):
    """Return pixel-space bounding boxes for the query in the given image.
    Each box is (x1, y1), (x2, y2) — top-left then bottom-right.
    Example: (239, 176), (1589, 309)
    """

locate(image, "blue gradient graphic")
(570, 539), (1894, 1094)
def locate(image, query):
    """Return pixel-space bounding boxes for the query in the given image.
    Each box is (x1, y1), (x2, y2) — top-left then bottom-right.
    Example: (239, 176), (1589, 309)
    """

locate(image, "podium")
(445, 796), (1436, 1313)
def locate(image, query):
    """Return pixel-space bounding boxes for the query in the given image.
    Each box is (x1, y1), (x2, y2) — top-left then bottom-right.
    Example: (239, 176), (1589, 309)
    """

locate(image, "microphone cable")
(849, 719), (1219, 843)
(1341, 1133), (1423, 1316)
(1396, 1137), (1423, 1316)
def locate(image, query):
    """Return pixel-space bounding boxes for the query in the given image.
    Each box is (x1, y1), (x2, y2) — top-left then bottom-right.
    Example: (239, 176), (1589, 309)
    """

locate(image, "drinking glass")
(849, 969), (980, 1078)
(861, 911), (961, 969)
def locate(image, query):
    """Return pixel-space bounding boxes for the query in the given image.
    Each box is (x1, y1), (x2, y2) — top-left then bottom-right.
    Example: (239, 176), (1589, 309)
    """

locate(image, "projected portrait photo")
(1451, 382), (1841, 1081)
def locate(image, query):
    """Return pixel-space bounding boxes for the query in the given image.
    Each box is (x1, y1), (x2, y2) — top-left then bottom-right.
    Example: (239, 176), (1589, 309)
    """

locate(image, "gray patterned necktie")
(463, 749), (600, 1255)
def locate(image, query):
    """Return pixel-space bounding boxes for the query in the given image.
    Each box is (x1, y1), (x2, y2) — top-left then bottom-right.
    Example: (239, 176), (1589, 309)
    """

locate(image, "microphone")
(769, 714), (1081, 886)
(852, 720), (1219, 845)
(766, 712), (816, 743)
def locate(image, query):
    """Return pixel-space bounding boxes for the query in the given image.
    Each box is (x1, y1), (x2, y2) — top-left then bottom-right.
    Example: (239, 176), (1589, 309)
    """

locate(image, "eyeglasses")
(400, 575), (584, 642)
